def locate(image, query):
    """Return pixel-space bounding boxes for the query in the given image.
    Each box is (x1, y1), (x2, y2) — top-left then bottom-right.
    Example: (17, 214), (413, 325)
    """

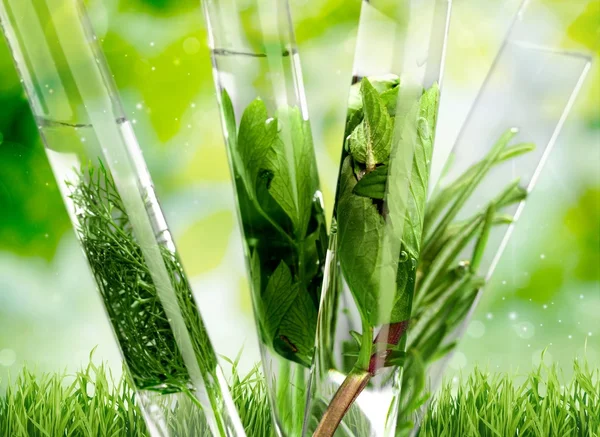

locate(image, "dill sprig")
(64, 161), (237, 436)
(68, 161), (217, 393)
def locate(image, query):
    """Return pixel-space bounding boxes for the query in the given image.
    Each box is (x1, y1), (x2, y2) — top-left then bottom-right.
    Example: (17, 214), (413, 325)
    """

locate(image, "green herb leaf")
(260, 261), (298, 342)
(386, 85), (440, 261)
(336, 157), (395, 325)
(349, 78), (393, 170)
(266, 107), (319, 238)
(423, 128), (520, 254)
(380, 86), (399, 116)
(470, 204), (496, 271)
(236, 98), (279, 199)
(221, 89), (237, 151)
(275, 287), (317, 366)
(424, 139), (534, 238)
(266, 138), (299, 230)
(353, 164), (388, 199)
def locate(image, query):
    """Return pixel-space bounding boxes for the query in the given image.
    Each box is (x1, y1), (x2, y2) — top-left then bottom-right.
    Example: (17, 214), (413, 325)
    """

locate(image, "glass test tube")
(202, 0), (328, 436)
(406, 1), (592, 433)
(0, 1), (246, 436)
(306, 1), (452, 436)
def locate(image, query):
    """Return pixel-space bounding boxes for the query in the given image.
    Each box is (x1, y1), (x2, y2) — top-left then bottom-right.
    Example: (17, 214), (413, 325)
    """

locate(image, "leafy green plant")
(312, 76), (535, 436)
(219, 90), (328, 367)
(312, 75), (440, 436)
(67, 162), (227, 434)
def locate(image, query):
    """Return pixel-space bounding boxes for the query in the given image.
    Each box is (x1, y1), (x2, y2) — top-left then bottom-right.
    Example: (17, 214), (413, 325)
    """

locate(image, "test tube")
(202, 0), (329, 435)
(0, 1), (246, 435)
(306, 1), (452, 436)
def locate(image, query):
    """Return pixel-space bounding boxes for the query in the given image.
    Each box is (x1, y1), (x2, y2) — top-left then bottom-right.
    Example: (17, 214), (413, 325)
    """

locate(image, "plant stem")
(313, 321), (410, 437)
(312, 369), (371, 437)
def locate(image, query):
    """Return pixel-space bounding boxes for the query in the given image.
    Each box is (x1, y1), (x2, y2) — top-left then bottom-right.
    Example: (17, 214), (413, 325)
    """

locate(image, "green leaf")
(424, 140), (535, 237)
(260, 261), (298, 341)
(495, 178), (528, 208)
(221, 90), (237, 151)
(266, 107), (319, 238)
(386, 85), (440, 261)
(391, 257), (416, 322)
(368, 74), (400, 93)
(289, 108), (320, 238)
(380, 86), (399, 116)
(265, 138), (298, 229)
(349, 78), (393, 170)
(353, 165), (388, 199)
(385, 350), (407, 367)
(236, 98), (279, 199)
(423, 128), (520, 253)
(350, 330), (363, 349)
(275, 286), (317, 366)
(471, 204), (496, 272)
(336, 157), (396, 325)
(345, 76), (398, 147)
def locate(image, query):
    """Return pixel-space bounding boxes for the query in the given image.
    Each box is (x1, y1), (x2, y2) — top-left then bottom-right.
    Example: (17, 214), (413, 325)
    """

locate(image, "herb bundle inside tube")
(305, 0), (451, 435)
(0, 1), (245, 436)
(203, 0), (329, 435)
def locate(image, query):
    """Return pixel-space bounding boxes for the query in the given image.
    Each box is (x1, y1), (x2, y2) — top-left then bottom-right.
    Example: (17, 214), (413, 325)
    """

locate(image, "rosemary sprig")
(396, 130), (533, 434)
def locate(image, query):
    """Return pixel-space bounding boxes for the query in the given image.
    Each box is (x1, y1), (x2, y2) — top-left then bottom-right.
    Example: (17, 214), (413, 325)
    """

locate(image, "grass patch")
(1, 355), (598, 436)
(421, 358), (599, 437)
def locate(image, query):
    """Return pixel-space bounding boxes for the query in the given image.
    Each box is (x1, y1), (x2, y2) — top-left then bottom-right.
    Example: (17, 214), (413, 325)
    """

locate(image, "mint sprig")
(222, 91), (326, 367)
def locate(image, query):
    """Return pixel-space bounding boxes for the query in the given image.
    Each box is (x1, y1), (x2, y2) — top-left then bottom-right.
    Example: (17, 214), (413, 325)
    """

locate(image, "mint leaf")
(266, 138), (299, 230)
(260, 261), (298, 341)
(337, 83), (441, 326)
(391, 257), (416, 322)
(404, 84), (440, 255)
(385, 85), (439, 262)
(353, 165), (388, 199)
(275, 286), (317, 366)
(368, 74), (400, 93)
(380, 86), (399, 116)
(345, 76), (398, 140)
(349, 78), (393, 170)
(289, 108), (320, 238)
(266, 107), (319, 238)
(336, 157), (395, 325)
(237, 98), (279, 199)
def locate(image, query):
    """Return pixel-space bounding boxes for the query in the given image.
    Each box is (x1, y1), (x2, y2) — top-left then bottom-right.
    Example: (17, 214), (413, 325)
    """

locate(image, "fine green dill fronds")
(68, 162), (217, 394)
(66, 161), (234, 435)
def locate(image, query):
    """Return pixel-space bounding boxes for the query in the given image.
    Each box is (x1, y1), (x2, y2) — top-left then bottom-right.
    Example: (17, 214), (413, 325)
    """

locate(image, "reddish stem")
(368, 320), (410, 374)
(313, 320), (410, 437)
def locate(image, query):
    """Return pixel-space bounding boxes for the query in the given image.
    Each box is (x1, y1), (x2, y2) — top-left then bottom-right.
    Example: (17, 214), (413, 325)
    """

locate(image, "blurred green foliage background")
(0, 0), (598, 390)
